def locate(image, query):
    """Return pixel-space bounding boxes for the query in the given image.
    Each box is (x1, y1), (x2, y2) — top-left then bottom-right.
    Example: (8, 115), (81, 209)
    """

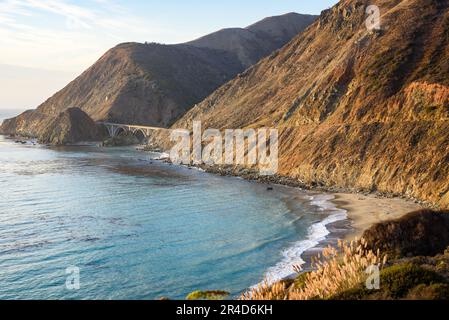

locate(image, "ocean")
(0, 117), (347, 299)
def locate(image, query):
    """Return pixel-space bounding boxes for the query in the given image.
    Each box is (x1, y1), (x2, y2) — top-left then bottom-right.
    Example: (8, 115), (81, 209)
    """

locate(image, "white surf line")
(257, 194), (348, 286)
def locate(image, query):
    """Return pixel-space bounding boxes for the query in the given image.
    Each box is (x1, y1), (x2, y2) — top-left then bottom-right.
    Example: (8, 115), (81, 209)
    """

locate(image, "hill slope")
(187, 12), (316, 68)
(39, 108), (105, 145)
(171, 0), (449, 208)
(0, 13), (316, 137)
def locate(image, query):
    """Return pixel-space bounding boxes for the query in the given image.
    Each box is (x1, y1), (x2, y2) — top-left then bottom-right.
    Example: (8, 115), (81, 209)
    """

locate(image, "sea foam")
(261, 194), (348, 285)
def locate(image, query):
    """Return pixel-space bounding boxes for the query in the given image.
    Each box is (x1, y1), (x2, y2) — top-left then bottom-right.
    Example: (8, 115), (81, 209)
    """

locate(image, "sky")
(0, 0), (338, 110)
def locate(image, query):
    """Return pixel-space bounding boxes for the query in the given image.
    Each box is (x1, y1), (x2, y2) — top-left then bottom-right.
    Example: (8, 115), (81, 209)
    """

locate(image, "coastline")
(261, 191), (423, 285)
(0, 136), (426, 290)
(1, 134), (426, 241)
(191, 164), (426, 284)
(194, 163), (426, 241)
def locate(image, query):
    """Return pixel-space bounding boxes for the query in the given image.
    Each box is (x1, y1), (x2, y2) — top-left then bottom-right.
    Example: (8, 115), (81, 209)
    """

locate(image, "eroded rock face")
(38, 108), (105, 145)
(363, 210), (449, 258)
(169, 0), (449, 207)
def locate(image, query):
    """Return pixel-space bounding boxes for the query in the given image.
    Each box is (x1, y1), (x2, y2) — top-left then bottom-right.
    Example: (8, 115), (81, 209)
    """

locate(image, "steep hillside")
(0, 13), (316, 138)
(171, 0), (449, 208)
(187, 12), (316, 67)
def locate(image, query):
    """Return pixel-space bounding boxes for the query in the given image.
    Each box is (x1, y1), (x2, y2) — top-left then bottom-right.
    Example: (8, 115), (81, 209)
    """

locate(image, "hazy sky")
(0, 0), (338, 110)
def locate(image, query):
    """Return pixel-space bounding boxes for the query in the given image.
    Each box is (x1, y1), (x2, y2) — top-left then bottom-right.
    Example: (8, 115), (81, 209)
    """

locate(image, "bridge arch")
(114, 126), (128, 137)
(132, 128), (147, 143)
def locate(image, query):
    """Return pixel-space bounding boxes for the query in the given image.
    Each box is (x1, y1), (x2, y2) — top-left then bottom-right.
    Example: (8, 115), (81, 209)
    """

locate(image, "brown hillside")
(171, 0), (449, 208)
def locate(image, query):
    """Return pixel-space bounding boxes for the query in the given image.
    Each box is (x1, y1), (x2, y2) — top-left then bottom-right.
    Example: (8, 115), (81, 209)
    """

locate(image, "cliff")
(170, 0), (449, 208)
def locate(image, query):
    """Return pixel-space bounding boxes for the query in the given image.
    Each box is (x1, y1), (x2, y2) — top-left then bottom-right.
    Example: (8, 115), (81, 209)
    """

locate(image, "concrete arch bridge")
(99, 122), (167, 144)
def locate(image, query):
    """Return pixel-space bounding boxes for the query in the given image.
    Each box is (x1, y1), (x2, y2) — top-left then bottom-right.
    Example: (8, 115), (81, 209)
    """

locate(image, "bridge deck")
(99, 122), (167, 131)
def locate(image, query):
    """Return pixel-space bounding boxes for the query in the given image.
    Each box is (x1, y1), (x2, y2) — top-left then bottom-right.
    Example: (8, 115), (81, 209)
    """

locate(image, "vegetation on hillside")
(241, 239), (387, 300)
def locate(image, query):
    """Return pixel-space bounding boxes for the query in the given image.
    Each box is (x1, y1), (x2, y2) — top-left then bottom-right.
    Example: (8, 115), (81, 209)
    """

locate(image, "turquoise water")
(0, 130), (346, 299)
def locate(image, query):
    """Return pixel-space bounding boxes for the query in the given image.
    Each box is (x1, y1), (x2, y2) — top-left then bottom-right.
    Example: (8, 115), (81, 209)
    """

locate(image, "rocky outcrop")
(0, 109), (52, 138)
(169, 0), (449, 207)
(0, 13), (317, 140)
(38, 108), (105, 145)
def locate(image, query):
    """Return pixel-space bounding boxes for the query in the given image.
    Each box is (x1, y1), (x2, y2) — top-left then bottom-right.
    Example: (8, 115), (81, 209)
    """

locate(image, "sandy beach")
(333, 193), (423, 240)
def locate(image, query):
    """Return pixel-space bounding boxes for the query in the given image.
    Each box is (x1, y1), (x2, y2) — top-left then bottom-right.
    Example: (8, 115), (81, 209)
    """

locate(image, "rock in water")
(38, 108), (103, 145)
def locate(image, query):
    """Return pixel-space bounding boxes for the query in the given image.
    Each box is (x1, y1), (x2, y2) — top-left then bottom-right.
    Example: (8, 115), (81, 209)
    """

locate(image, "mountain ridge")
(0, 12), (317, 137)
(187, 12), (317, 67)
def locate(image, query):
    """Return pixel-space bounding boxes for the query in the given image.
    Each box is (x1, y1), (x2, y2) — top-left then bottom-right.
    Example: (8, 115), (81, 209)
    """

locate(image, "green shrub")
(331, 263), (448, 300)
(379, 263), (446, 298)
(406, 283), (449, 300)
(330, 284), (371, 300)
(186, 290), (230, 300)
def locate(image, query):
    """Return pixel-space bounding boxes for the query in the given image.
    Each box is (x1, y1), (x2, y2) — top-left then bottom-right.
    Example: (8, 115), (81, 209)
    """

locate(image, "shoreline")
(263, 192), (350, 283)
(260, 191), (422, 285)
(2, 134), (425, 238)
(331, 193), (423, 241)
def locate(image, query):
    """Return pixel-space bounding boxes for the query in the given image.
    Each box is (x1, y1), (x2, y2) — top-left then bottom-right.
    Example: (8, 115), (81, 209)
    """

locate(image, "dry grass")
(242, 238), (387, 300)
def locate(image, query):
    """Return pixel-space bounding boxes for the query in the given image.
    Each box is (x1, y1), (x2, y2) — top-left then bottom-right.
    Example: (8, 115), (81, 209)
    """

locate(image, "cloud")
(1, 0), (138, 31)
(24, 0), (95, 28)
(0, 0), (171, 72)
